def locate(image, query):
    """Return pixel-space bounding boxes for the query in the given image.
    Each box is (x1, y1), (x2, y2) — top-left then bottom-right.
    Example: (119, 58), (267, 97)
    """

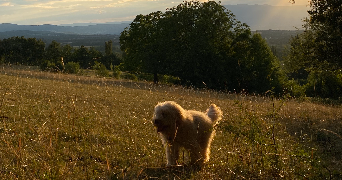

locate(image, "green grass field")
(0, 66), (341, 179)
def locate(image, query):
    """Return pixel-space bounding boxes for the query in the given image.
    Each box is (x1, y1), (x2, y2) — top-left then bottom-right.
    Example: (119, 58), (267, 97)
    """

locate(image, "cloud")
(1, 0), (164, 24)
(0, 2), (13, 6)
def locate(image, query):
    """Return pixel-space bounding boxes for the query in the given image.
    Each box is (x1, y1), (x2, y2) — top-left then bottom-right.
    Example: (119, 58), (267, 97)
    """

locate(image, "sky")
(0, 0), (310, 25)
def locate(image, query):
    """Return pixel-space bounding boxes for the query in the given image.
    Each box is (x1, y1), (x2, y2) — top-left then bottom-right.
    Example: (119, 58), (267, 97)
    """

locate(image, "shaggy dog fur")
(152, 101), (223, 167)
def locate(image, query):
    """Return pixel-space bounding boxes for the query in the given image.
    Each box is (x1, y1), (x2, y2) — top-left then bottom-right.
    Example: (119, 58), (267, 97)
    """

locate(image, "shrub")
(112, 65), (122, 79)
(93, 61), (109, 77)
(305, 70), (342, 99)
(136, 73), (180, 84)
(40, 60), (57, 72)
(64, 62), (80, 74)
(286, 79), (306, 98)
(55, 61), (65, 72)
(136, 73), (154, 82)
(0, 56), (5, 65)
(121, 72), (138, 81)
(40, 60), (64, 72)
(159, 74), (181, 84)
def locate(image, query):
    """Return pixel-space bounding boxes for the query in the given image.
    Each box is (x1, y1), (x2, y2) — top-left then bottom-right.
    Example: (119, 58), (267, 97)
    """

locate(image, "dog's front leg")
(165, 143), (179, 167)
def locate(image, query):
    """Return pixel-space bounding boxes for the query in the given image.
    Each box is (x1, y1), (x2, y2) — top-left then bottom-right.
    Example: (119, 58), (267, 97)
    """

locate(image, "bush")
(40, 60), (64, 72)
(286, 79), (306, 98)
(121, 72), (138, 81)
(305, 70), (342, 99)
(55, 61), (65, 72)
(93, 61), (109, 77)
(112, 65), (122, 79)
(159, 74), (181, 84)
(64, 62), (80, 74)
(0, 56), (5, 65)
(40, 60), (57, 72)
(136, 73), (180, 84)
(136, 73), (154, 82)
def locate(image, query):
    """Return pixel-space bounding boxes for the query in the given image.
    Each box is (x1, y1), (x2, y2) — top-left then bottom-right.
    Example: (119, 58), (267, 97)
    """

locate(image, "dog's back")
(206, 104), (222, 123)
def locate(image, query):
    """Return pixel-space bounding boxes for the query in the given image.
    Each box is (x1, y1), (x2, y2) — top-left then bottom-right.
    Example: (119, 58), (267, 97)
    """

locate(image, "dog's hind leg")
(199, 134), (215, 162)
(189, 143), (204, 166)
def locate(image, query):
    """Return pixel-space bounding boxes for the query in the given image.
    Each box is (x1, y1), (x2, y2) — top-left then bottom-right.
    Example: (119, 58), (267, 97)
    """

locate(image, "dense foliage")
(120, 1), (286, 94)
(0, 37), (122, 71)
(285, 0), (342, 99)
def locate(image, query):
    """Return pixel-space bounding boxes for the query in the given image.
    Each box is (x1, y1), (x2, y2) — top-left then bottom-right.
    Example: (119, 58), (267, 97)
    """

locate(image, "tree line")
(1, 0), (341, 99)
(0, 37), (122, 72)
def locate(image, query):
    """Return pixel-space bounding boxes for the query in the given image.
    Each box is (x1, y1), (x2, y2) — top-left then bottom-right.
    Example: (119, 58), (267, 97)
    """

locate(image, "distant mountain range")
(0, 4), (309, 35)
(0, 23), (129, 35)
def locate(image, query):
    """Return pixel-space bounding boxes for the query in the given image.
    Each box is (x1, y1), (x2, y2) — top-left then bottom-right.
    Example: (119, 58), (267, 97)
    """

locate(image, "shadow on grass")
(137, 165), (200, 179)
(281, 117), (342, 178)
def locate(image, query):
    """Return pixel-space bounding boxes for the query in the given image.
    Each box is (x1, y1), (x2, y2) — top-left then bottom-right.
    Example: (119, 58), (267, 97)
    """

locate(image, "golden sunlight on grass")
(0, 66), (341, 179)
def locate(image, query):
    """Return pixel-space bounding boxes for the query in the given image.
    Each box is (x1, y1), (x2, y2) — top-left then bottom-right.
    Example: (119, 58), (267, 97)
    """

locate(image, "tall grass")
(0, 66), (341, 179)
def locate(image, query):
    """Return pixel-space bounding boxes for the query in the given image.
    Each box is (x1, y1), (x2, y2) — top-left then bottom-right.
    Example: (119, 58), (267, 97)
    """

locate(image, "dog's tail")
(206, 104), (223, 123)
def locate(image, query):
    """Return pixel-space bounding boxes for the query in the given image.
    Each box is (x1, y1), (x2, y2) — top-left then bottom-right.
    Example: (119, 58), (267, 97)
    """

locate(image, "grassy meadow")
(0, 66), (341, 179)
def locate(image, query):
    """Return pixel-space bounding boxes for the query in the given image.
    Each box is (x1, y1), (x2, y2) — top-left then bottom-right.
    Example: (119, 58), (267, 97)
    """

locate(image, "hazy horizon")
(0, 0), (310, 26)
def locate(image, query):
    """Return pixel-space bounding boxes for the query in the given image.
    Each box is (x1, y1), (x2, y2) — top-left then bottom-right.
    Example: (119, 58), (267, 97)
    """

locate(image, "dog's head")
(152, 101), (184, 138)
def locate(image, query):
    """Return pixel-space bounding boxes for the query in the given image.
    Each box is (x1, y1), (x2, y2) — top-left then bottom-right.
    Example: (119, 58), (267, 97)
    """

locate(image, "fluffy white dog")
(152, 101), (222, 167)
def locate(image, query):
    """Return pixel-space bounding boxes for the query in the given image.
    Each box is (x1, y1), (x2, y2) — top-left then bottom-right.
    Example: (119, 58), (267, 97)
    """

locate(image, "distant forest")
(0, 29), (300, 59)
(0, 31), (121, 53)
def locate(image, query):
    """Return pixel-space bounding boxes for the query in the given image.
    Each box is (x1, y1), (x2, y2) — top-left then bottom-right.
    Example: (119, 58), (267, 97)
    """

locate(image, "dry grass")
(0, 66), (341, 179)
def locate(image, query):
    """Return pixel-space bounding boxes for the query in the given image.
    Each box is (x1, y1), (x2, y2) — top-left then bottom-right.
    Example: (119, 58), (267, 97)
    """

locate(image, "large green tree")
(120, 0), (285, 94)
(120, 11), (165, 83)
(161, 1), (245, 88)
(233, 33), (286, 94)
(308, 0), (342, 70)
(285, 0), (342, 98)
